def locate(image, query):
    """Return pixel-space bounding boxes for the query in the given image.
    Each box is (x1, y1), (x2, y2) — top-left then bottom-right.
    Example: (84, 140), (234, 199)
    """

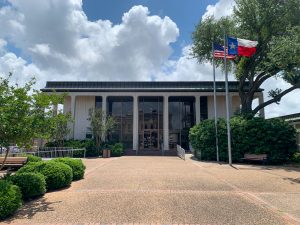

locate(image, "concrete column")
(195, 95), (200, 124)
(70, 95), (76, 139)
(229, 93), (233, 117)
(163, 95), (169, 151)
(53, 104), (58, 116)
(258, 93), (265, 118)
(101, 95), (107, 142)
(133, 95), (139, 151)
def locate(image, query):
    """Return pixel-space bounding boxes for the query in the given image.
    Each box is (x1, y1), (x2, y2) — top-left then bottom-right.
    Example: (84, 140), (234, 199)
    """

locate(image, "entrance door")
(143, 130), (158, 150)
(138, 97), (163, 150)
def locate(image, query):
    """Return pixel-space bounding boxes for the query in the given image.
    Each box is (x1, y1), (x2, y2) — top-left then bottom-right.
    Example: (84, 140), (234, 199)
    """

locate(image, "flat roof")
(41, 81), (263, 93)
(270, 113), (300, 123)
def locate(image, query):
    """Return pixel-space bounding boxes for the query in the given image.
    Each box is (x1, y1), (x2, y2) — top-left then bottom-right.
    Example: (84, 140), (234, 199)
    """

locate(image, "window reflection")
(169, 96), (195, 150)
(138, 97), (163, 150)
(107, 96), (133, 149)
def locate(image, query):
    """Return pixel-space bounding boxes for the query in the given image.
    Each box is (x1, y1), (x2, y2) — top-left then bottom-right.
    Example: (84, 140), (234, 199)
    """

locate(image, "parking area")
(2, 155), (300, 225)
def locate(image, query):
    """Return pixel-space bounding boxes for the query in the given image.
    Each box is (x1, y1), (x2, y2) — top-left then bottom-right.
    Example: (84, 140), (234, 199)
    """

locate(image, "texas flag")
(228, 37), (258, 57)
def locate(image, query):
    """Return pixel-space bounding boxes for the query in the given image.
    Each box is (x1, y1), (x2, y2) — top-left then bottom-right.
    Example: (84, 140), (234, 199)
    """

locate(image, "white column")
(53, 104), (58, 116)
(163, 95), (169, 151)
(229, 93), (233, 117)
(70, 95), (76, 139)
(258, 93), (265, 118)
(195, 95), (201, 124)
(133, 95), (139, 151)
(101, 95), (107, 142)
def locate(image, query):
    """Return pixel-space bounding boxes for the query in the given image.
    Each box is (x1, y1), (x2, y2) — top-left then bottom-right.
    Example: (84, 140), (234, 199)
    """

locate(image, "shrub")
(189, 116), (298, 164)
(292, 152), (300, 164)
(53, 158), (85, 180)
(17, 161), (73, 190)
(111, 143), (124, 157)
(0, 180), (22, 220)
(26, 154), (42, 162)
(46, 139), (97, 157)
(8, 172), (46, 199)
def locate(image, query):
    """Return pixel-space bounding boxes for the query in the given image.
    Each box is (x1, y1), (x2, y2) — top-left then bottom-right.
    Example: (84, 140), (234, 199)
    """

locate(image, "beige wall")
(207, 95), (241, 119)
(74, 96), (95, 140)
(64, 96), (71, 113)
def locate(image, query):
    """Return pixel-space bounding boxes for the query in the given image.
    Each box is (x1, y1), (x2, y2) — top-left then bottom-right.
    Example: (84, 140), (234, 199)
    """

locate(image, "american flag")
(213, 43), (236, 59)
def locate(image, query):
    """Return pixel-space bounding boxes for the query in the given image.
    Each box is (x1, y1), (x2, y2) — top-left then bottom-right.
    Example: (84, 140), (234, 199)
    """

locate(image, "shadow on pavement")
(5, 197), (61, 222)
(283, 177), (300, 184)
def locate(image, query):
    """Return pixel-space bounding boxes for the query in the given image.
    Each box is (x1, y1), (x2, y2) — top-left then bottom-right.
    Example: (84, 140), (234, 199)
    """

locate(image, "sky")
(0, 0), (299, 118)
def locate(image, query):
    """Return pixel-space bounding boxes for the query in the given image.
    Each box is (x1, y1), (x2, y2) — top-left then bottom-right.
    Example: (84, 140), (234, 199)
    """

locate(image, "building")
(271, 113), (300, 150)
(41, 81), (264, 153)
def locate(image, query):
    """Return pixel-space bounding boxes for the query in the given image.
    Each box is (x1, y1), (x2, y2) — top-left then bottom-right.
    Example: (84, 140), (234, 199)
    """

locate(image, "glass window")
(107, 96), (133, 149)
(95, 96), (102, 109)
(169, 96), (195, 150)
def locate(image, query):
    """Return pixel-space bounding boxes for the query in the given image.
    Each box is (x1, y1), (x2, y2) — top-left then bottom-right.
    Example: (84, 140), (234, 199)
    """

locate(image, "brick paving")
(1, 156), (300, 225)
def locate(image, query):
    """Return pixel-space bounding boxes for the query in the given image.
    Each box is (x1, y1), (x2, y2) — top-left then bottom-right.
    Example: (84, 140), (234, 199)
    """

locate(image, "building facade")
(41, 81), (264, 152)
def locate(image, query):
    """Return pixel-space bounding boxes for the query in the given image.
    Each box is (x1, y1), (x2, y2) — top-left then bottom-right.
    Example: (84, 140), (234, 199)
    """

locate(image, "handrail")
(176, 144), (185, 160)
(0, 148), (86, 158)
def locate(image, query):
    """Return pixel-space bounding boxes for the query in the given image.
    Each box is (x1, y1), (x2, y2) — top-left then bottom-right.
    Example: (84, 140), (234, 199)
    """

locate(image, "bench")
(241, 153), (268, 165)
(0, 157), (28, 169)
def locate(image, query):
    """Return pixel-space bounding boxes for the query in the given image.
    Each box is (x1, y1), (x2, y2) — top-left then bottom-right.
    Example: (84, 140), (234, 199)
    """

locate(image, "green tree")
(49, 112), (73, 147)
(88, 108), (116, 152)
(192, 0), (300, 116)
(0, 74), (71, 169)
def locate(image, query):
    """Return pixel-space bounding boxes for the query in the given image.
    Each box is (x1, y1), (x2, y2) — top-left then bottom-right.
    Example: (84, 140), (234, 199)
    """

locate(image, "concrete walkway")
(2, 155), (300, 225)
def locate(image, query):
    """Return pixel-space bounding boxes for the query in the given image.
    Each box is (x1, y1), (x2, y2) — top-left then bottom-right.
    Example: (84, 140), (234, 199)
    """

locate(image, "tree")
(192, 0), (300, 117)
(49, 112), (73, 147)
(0, 74), (70, 169)
(88, 108), (116, 152)
(0, 75), (38, 169)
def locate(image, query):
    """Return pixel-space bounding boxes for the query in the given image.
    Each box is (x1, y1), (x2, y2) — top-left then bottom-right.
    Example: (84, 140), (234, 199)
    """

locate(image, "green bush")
(46, 139), (97, 157)
(0, 180), (22, 220)
(111, 143), (124, 157)
(8, 172), (46, 199)
(26, 154), (42, 162)
(52, 158), (85, 180)
(17, 161), (73, 190)
(292, 152), (300, 164)
(189, 116), (298, 164)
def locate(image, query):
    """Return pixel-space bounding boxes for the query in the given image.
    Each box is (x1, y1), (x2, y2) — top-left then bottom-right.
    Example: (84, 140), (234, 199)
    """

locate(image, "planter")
(102, 149), (111, 158)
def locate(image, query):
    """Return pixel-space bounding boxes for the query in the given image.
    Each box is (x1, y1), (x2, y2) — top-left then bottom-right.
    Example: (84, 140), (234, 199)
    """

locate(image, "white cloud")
(202, 0), (235, 20)
(0, 1), (179, 82)
(262, 77), (300, 118)
(155, 45), (235, 81)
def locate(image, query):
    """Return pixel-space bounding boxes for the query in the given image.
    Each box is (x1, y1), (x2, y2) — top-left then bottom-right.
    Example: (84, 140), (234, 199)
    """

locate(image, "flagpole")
(212, 42), (219, 162)
(224, 32), (232, 166)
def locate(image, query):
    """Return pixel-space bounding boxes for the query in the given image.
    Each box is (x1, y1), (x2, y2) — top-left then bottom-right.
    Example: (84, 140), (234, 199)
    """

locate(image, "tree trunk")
(0, 146), (10, 170)
(239, 90), (254, 117)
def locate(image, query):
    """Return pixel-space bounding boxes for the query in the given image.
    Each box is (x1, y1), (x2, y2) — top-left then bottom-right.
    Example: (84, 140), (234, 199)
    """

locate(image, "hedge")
(0, 180), (22, 220)
(26, 155), (42, 162)
(9, 172), (46, 200)
(110, 143), (124, 157)
(53, 158), (85, 180)
(189, 116), (298, 164)
(17, 161), (73, 190)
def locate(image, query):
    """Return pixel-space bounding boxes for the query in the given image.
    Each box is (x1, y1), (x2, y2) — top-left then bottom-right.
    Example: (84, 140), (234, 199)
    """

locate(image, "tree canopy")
(192, 0), (300, 116)
(0, 74), (72, 169)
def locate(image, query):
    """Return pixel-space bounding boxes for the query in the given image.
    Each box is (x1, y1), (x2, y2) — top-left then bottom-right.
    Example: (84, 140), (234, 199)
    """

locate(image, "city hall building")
(41, 81), (264, 154)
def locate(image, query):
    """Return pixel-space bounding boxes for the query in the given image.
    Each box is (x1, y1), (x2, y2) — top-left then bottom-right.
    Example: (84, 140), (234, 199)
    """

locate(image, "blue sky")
(83, 0), (218, 59)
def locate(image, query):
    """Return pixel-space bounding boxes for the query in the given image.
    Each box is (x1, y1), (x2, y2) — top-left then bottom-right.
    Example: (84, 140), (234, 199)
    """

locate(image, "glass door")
(138, 97), (163, 150)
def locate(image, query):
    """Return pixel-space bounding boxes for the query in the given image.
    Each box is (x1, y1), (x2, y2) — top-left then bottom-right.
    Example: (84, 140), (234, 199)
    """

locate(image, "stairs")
(124, 149), (177, 156)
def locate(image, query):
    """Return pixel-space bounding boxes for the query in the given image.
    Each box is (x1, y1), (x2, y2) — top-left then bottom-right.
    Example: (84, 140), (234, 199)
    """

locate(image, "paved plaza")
(1, 155), (300, 225)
